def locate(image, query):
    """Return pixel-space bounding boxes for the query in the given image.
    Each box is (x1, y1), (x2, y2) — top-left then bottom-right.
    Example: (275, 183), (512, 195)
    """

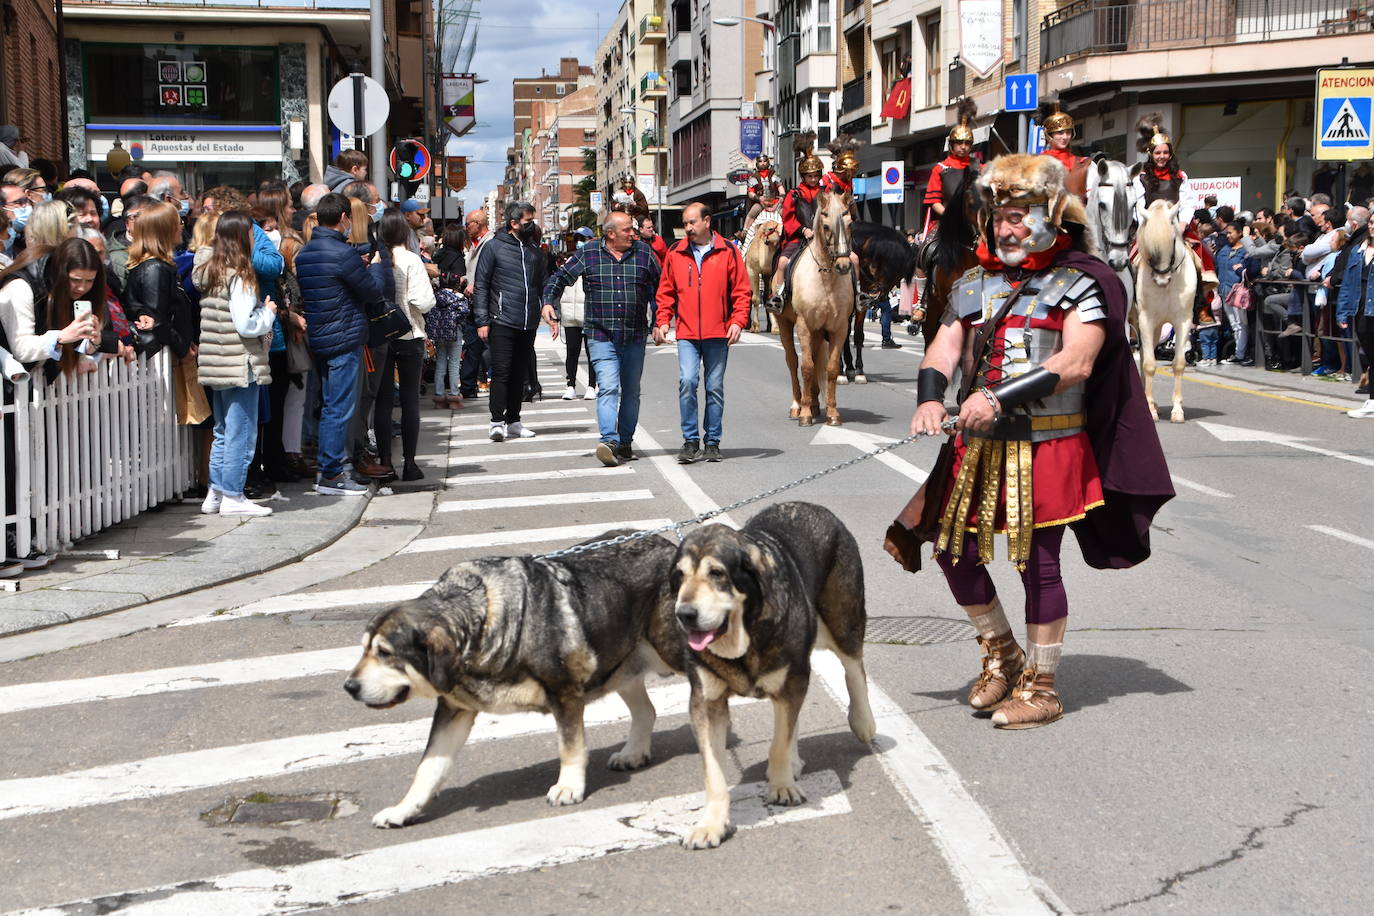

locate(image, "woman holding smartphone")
(43, 237), (109, 379)
(193, 210), (278, 518)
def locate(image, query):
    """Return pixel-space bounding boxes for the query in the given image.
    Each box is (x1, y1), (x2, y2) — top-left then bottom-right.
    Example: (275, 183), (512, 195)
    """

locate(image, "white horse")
(1134, 199), (1196, 423)
(1088, 157), (1136, 327)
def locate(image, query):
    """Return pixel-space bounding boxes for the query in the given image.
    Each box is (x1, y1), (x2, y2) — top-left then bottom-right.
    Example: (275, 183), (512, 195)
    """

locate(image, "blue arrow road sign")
(1004, 73), (1039, 113)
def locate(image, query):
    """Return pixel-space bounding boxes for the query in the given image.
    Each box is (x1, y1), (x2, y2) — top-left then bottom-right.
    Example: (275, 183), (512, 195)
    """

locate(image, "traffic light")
(389, 139), (431, 182)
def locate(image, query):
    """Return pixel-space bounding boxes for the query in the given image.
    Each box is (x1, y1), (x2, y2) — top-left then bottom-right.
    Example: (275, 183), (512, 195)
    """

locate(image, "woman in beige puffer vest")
(192, 211), (279, 518)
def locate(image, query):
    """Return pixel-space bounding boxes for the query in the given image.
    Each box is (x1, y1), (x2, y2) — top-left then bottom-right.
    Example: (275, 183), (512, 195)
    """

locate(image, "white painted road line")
(451, 431), (599, 446)
(0, 647), (361, 715)
(438, 489), (656, 513)
(628, 427), (737, 527)
(400, 518), (674, 554)
(812, 653), (1065, 915)
(1307, 524), (1374, 551)
(0, 683), (757, 821)
(443, 465), (635, 487)
(13, 771), (847, 916)
(170, 581), (436, 626)
(445, 447), (592, 466)
(1170, 475), (1235, 499)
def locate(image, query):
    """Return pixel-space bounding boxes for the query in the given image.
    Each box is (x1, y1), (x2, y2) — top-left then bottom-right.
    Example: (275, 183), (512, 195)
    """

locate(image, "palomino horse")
(1088, 156), (1136, 328)
(779, 190), (854, 426)
(1134, 199), (1196, 423)
(743, 220), (780, 332)
(839, 221), (919, 383)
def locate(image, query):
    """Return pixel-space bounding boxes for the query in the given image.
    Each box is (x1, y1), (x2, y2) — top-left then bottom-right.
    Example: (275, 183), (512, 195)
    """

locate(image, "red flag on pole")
(880, 78), (912, 120)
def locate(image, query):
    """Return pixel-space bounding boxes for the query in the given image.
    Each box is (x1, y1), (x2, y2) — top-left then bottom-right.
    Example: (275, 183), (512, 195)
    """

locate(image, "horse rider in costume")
(769, 132), (826, 308)
(923, 98), (979, 227)
(1132, 113), (1218, 308)
(1038, 100), (1092, 201)
(899, 153), (1173, 729)
(743, 154), (786, 235)
(611, 173), (650, 223)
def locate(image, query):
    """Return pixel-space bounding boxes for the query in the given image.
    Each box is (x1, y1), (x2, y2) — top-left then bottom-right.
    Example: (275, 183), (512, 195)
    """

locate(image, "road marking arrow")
(810, 426), (929, 484)
(1197, 421), (1374, 468)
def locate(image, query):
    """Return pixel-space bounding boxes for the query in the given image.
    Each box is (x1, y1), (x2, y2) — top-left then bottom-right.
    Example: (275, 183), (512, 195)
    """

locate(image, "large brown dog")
(670, 501), (875, 848)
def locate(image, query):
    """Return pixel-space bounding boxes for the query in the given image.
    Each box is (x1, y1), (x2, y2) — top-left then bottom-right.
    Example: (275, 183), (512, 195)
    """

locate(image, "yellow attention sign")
(1315, 68), (1374, 161)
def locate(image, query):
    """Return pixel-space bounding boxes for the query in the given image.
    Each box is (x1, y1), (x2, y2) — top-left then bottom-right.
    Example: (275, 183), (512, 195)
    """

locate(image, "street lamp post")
(619, 104), (664, 234)
(713, 13), (778, 161)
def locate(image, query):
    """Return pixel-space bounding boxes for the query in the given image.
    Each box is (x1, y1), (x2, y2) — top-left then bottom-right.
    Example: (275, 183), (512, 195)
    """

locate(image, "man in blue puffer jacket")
(472, 200), (549, 440)
(294, 192), (385, 495)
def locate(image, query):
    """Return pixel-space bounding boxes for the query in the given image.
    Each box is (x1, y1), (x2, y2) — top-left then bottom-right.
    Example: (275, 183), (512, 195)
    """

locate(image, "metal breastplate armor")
(792, 192), (817, 238)
(1144, 175), (1180, 207)
(951, 265), (1108, 442)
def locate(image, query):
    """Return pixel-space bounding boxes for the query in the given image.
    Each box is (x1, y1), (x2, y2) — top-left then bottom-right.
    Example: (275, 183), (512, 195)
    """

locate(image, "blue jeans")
(209, 385), (261, 498)
(434, 339), (462, 396)
(1198, 325), (1218, 360)
(879, 298), (895, 341)
(586, 336), (646, 445)
(677, 338), (729, 444)
(314, 347), (362, 479)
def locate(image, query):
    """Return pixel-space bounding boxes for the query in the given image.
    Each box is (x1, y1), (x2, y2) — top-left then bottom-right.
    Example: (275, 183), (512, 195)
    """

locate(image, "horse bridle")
(808, 210), (849, 274)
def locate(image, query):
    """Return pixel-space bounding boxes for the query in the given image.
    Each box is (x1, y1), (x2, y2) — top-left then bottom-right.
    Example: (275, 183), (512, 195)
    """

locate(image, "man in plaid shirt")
(542, 211), (662, 467)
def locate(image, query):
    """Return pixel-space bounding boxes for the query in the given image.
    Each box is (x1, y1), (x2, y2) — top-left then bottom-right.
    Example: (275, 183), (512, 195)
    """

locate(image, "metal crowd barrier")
(2, 351), (197, 557)
(1246, 277), (1363, 379)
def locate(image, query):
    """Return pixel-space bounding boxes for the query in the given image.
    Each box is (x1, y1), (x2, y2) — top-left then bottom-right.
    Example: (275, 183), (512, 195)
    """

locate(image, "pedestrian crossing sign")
(1315, 68), (1374, 161)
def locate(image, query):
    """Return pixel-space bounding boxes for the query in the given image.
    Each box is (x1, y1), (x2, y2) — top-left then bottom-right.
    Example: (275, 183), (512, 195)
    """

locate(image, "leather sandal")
(969, 634), (1024, 713)
(991, 667), (1063, 730)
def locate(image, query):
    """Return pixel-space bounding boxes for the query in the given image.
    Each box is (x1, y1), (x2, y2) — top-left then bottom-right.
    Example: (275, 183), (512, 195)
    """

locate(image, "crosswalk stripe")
(445, 447), (591, 466)
(400, 519), (673, 554)
(15, 770), (847, 915)
(443, 466), (634, 487)
(170, 582), (436, 626)
(812, 653), (1062, 915)
(0, 647), (361, 715)
(437, 489), (655, 512)
(0, 683), (754, 821)
(450, 431), (599, 445)
(450, 416), (591, 433)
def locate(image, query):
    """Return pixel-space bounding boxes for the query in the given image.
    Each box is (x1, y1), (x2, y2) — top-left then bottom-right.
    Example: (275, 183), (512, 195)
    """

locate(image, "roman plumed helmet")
(976, 153), (1093, 259)
(1039, 99), (1074, 134)
(1136, 113), (1173, 153)
(794, 131), (824, 176)
(949, 98), (977, 144)
(827, 133), (865, 178)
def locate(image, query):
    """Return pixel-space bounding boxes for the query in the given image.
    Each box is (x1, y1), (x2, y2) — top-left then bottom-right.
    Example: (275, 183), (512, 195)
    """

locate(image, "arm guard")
(988, 366), (1060, 411)
(916, 367), (948, 404)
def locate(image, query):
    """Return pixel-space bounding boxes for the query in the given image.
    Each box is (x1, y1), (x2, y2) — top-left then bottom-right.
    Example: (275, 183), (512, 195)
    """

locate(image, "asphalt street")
(1, 325), (1370, 915)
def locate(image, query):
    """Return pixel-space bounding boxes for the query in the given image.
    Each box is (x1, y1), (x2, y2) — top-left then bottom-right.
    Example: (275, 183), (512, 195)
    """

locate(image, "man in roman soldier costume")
(742, 154), (785, 235)
(923, 98), (979, 229)
(900, 154), (1174, 729)
(1037, 100), (1090, 201)
(610, 173), (650, 223)
(1132, 113), (1218, 305)
(768, 132), (826, 308)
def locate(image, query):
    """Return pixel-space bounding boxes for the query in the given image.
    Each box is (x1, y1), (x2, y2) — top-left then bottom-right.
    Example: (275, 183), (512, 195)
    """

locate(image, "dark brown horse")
(914, 168), (980, 348)
(840, 222), (919, 382)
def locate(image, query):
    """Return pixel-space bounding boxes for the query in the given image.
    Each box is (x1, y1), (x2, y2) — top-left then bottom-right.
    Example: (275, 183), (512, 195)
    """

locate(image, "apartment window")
(1011, 0), (1028, 70)
(556, 84), (567, 96)
(815, 92), (833, 145)
(922, 15), (941, 110)
(816, 0), (833, 53)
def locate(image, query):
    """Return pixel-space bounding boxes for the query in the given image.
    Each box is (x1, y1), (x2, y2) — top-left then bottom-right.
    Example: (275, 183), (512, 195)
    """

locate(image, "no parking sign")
(881, 161), (904, 204)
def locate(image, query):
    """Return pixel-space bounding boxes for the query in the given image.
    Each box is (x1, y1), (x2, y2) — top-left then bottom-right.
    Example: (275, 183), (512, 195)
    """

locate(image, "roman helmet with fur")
(1039, 99), (1074, 135)
(794, 131), (824, 176)
(949, 97), (978, 146)
(976, 153), (1095, 262)
(1136, 113), (1174, 155)
(827, 133), (865, 179)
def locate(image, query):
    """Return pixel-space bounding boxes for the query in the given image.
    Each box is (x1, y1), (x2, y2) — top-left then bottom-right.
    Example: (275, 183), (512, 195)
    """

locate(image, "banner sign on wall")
(1181, 176), (1242, 214)
(739, 118), (764, 159)
(442, 74), (476, 138)
(959, 0), (1003, 79)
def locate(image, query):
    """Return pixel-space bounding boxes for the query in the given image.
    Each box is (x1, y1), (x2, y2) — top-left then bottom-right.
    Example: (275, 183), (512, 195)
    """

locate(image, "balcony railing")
(640, 72), (668, 96)
(639, 13), (667, 42)
(840, 77), (866, 115)
(1042, 0), (1369, 66)
(641, 127), (666, 150)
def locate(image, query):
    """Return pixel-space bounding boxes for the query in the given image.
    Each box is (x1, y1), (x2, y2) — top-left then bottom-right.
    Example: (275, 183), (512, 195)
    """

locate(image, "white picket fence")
(1, 351), (197, 556)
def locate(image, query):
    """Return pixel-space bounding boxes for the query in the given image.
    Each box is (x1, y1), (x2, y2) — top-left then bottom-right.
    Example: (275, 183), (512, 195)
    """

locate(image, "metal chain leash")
(537, 423), (952, 561)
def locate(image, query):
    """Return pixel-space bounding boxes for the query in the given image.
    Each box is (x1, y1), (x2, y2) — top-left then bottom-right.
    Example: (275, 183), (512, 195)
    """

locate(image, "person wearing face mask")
(471, 200), (548, 441)
(2, 182), (31, 257)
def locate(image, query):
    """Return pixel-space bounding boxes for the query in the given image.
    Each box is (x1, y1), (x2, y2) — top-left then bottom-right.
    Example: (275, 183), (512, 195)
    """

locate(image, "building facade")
(528, 86), (597, 236)
(594, 2), (670, 225)
(507, 57), (592, 204)
(0, 0), (65, 170)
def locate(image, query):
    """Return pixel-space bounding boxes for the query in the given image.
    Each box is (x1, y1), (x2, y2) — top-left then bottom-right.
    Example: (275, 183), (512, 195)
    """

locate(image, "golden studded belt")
(1030, 412), (1085, 431)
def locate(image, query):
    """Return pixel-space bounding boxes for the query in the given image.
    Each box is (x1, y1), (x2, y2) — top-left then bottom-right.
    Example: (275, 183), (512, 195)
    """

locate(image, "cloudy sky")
(451, 0), (623, 203)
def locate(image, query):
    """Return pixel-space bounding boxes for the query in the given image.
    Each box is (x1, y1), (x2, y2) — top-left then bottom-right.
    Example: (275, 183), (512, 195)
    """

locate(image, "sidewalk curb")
(0, 487), (374, 639)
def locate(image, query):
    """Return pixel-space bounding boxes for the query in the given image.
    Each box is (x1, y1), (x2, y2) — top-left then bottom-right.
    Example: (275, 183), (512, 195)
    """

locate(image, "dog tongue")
(687, 629), (717, 651)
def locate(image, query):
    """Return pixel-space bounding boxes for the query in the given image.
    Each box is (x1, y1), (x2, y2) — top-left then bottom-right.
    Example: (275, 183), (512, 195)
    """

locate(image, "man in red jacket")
(654, 202), (752, 463)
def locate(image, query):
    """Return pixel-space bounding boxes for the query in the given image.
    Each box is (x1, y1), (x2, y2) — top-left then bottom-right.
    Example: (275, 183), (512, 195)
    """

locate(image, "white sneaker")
(200, 488), (222, 514)
(584, 387), (598, 400)
(489, 421), (506, 441)
(1347, 399), (1374, 418)
(506, 421), (536, 438)
(219, 494), (273, 517)
(561, 385), (577, 400)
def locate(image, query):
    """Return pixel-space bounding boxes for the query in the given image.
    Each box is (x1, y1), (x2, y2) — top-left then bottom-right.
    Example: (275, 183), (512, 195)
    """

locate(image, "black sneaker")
(703, 443), (722, 462)
(615, 441), (636, 461)
(401, 461), (424, 481)
(595, 442), (620, 467)
(677, 440), (700, 464)
(880, 339), (901, 349)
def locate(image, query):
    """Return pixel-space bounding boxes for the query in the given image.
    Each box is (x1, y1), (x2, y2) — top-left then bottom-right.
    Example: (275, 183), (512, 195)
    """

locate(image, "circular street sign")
(885, 166), (901, 185)
(327, 74), (390, 137)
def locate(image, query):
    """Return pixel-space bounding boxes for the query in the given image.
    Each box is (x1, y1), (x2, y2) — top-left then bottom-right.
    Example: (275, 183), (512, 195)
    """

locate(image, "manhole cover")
(866, 616), (975, 646)
(232, 800), (336, 824)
